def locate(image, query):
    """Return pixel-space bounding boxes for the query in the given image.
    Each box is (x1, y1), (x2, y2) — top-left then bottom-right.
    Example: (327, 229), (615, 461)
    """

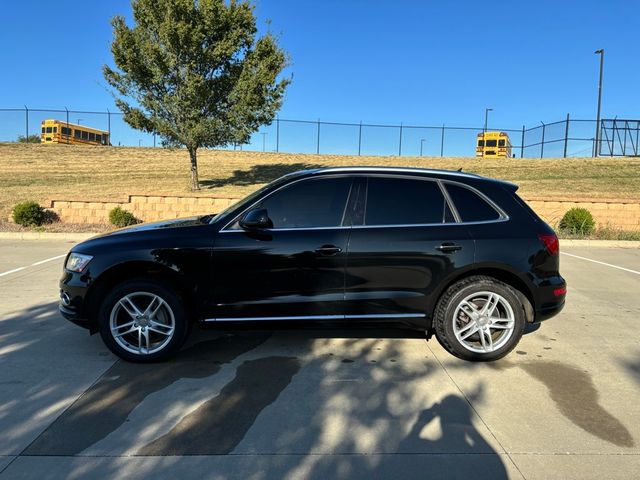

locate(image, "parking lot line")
(0, 254), (66, 278)
(561, 252), (640, 276)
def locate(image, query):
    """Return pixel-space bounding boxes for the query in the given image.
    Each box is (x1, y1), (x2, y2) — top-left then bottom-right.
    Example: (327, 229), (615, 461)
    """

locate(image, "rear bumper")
(535, 299), (565, 322)
(532, 275), (566, 323)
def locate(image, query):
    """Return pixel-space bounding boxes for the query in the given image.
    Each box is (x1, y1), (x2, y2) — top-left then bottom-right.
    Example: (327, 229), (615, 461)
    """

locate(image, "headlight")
(65, 253), (93, 273)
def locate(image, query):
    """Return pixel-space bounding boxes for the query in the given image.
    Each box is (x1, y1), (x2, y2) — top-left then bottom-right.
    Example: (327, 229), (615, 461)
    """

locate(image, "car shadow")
(5, 304), (508, 479)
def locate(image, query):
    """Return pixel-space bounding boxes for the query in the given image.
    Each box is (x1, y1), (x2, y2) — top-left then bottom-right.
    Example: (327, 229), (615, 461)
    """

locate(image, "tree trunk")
(188, 147), (200, 191)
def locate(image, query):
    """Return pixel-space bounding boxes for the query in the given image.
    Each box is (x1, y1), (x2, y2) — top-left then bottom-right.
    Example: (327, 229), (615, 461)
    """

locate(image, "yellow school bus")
(40, 119), (110, 146)
(476, 131), (512, 158)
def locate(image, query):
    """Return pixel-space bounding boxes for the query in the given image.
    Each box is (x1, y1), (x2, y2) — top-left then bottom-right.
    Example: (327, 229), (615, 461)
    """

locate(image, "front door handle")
(315, 245), (342, 256)
(436, 243), (462, 253)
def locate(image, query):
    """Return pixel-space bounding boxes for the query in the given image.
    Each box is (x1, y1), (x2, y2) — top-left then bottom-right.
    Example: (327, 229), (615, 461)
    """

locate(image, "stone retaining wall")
(48, 195), (240, 224)
(47, 195), (640, 231)
(527, 198), (640, 231)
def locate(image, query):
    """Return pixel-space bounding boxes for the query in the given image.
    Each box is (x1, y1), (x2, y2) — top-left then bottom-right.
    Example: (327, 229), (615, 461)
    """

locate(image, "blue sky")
(0, 0), (638, 156)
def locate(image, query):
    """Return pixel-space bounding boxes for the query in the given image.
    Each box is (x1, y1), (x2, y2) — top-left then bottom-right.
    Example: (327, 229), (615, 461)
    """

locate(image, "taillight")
(539, 233), (559, 256)
(553, 287), (567, 297)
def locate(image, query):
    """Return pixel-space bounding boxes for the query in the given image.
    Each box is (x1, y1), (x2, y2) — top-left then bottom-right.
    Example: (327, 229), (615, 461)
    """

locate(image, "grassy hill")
(2, 142), (639, 218)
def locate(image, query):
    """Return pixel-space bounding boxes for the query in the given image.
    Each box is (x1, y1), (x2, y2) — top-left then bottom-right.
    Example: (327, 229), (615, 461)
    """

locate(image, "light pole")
(484, 108), (493, 133)
(482, 108), (492, 157)
(261, 132), (267, 152)
(420, 139), (426, 156)
(594, 49), (604, 157)
(138, 139), (142, 147)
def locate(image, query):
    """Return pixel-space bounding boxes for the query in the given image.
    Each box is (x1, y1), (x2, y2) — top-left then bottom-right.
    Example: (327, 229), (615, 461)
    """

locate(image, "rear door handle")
(436, 243), (462, 253)
(315, 245), (342, 256)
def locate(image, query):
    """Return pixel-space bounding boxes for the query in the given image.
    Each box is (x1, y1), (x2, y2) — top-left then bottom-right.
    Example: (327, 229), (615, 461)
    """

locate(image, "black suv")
(60, 167), (566, 362)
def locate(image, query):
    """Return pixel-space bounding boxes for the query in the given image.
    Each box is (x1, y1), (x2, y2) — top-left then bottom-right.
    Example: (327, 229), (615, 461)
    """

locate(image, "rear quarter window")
(445, 183), (501, 222)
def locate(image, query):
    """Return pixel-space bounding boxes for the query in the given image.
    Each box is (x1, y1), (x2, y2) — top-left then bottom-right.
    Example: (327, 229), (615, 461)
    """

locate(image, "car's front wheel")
(434, 276), (525, 361)
(97, 279), (189, 362)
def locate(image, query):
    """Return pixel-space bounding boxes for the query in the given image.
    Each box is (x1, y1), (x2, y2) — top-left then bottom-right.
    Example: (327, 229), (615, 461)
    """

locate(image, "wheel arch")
(84, 260), (198, 333)
(427, 266), (536, 329)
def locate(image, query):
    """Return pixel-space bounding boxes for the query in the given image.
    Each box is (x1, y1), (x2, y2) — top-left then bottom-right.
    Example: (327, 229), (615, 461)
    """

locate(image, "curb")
(0, 232), (98, 241)
(560, 239), (640, 248)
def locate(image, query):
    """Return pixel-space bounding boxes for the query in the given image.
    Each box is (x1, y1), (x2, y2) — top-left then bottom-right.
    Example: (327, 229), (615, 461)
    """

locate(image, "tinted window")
(89, 132), (96, 141)
(259, 177), (352, 229)
(486, 139), (497, 147)
(41, 127), (45, 133)
(74, 130), (81, 138)
(478, 140), (484, 147)
(445, 183), (501, 222)
(46, 127), (52, 133)
(82, 131), (88, 140)
(96, 134), (102, 143)
(498, 139), (506, 147)
(365, 177), (450, 226)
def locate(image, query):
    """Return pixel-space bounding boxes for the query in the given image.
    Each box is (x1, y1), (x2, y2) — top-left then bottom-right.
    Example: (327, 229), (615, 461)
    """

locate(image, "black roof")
(291, 166), (517, 190)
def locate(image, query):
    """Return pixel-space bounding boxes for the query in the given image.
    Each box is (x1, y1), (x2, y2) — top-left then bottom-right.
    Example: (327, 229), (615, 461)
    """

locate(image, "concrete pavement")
(0, 240), (639, 479)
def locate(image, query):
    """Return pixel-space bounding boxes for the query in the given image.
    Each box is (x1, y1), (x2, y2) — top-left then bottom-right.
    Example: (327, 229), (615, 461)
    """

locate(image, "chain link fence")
(1, 107), (637, 158)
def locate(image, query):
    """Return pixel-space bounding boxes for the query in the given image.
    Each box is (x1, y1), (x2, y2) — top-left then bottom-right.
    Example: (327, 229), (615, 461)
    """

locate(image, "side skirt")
(203, 313), (426, 322)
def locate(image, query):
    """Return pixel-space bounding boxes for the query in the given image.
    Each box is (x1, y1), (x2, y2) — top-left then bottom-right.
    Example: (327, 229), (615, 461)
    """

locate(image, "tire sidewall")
(98, 279), (188, 363)
(437, 278), (525, 361)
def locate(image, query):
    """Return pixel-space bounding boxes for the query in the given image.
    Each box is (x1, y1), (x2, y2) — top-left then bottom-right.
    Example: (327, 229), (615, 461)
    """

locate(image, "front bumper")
(59, 302), (90, 329)
(59, 269), (93, 331)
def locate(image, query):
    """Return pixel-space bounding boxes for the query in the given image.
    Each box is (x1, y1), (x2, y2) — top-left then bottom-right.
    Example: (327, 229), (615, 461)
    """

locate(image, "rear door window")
(445, 183), (501, 222)
(365, 177), (452, 226)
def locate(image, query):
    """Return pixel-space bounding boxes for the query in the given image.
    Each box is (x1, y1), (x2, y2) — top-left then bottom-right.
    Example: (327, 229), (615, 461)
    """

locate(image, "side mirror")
(240, 208), (272, 230)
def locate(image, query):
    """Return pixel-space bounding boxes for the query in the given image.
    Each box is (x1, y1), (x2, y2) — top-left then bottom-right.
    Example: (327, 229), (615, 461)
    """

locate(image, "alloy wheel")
(109, 291), (176, 355)
(452, 291), (515, 354)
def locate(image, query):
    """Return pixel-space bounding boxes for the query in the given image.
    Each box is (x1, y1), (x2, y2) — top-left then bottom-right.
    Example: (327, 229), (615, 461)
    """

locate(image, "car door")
(344, 175), (475, 319)
(210, 175), (355, 320)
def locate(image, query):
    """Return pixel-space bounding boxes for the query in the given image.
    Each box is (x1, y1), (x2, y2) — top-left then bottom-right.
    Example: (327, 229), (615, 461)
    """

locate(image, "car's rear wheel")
(434, 276), (525, 361)
(98, 279), (189, 362)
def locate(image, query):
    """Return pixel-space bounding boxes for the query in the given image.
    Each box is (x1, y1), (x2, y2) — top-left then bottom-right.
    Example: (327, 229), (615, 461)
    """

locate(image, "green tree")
(104, 0), (290, 190)
(17, 134), (41, 144)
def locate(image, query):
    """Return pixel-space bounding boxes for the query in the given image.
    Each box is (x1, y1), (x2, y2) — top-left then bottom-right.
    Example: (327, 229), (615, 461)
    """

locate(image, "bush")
(12, 201), (45, 227)
(17, 134), (41, 144)
(108, 207), (139, 228)
(559, 207), (595, 235)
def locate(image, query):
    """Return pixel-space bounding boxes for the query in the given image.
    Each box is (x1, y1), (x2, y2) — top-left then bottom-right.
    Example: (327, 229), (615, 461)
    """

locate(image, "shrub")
(108, 207), (139, 228)
(12, 201), (45, 227)
(559, 207), (595, 235)
(17, 134), (41, 144)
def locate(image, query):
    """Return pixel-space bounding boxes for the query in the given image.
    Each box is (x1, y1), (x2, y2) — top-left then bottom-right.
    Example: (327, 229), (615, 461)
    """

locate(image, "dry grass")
(2, 142), (640, 219)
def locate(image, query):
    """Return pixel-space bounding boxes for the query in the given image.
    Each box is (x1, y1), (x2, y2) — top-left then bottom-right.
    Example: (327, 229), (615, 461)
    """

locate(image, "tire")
(434, 275), (525, 362)
(98, 279), (190, 362)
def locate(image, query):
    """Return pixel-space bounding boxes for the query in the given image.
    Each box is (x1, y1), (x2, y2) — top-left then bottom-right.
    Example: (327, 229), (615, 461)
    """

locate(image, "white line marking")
(0, 266), (27, 277)
(31, 254), (66, 266)
(0, 254), (67, 278)
(561, 252), (640, 276)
